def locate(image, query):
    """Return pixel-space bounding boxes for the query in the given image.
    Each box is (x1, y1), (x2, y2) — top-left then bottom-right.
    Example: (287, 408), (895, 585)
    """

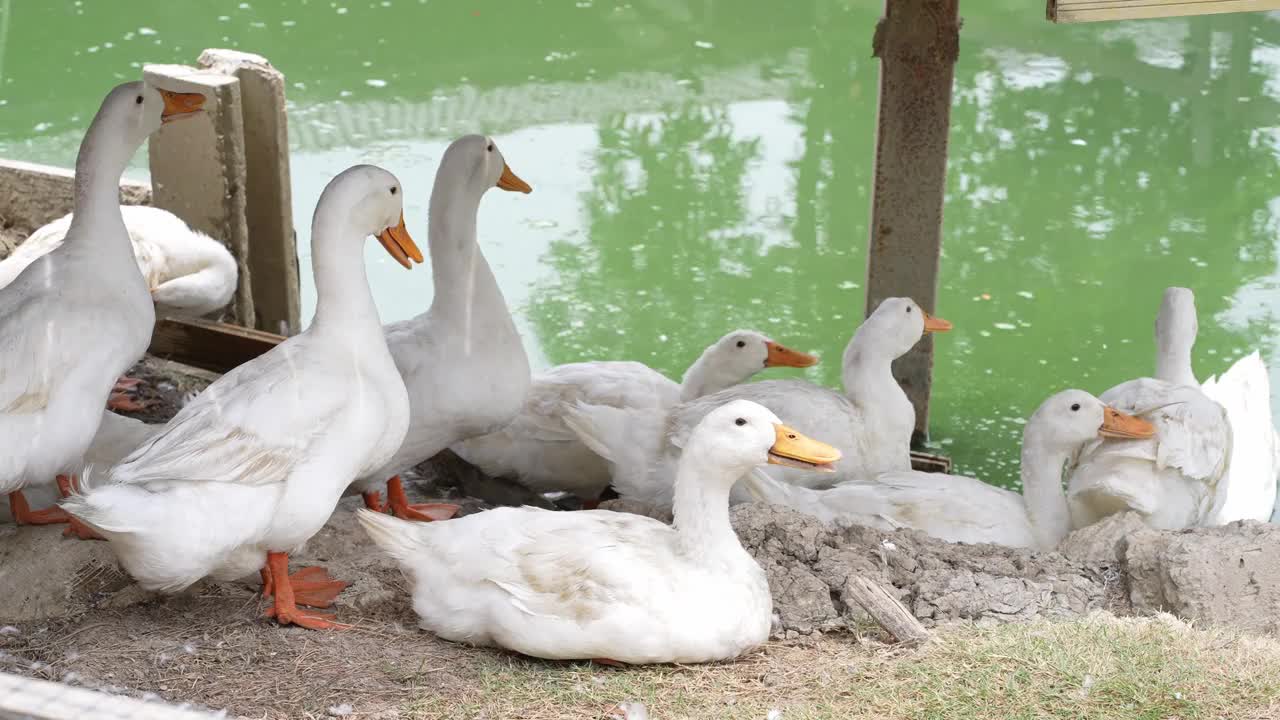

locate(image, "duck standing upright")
(0, 82), (204, 535)
(63, 165), (421, 630)
(351, 135), (532, 521)
(358, 399), (841, 664)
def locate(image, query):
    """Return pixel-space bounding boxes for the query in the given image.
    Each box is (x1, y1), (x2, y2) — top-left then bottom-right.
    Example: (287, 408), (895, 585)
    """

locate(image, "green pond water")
(2, 0), (1279, 488)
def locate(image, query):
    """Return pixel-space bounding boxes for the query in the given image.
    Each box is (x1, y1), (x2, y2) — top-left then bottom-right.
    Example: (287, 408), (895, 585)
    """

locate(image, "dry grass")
(6, 499), (1278, 719)
(402, 613), (1280, 720)
(6, 595), (1280, 720)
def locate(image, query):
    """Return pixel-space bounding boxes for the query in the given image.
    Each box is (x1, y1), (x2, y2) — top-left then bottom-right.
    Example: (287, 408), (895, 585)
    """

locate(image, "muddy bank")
(730, 504), (1280, 637)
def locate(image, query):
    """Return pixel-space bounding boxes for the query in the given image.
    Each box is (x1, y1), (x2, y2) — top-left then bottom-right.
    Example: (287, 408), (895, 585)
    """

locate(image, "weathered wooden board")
(147, 317), (284, 374)
(1048, 0), (1280, 23)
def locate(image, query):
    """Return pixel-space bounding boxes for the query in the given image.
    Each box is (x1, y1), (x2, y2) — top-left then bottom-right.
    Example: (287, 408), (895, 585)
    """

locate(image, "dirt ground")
(4, 363), (1280, 719)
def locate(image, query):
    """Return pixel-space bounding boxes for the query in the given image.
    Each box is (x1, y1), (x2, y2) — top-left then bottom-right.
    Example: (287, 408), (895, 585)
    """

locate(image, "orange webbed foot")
(107, 392), (149, 412)
(107, 376), (148, 412)
(264, 603), (352, 631)
(62, 516), (105, 540)
(385, 475), (458, 522)
(361, 490), (387, 513)
(592, 657), (627, 667)
(261, 563), (347, 608)
(261, 553), (350, 627)
(8, 490), (73, 526)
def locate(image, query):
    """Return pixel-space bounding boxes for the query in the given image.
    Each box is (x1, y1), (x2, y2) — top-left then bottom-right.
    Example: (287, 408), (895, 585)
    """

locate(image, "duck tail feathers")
(356, 508), (429, 563)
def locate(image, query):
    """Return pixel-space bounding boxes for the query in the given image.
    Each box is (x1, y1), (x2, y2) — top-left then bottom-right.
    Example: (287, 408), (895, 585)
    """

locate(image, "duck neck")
(69, 120), (136, 251)
(1019, 428), (1072, 551)
(1155, 344), (1197, 387)
(842, 331), (913, 427)
(426, 183), (505, 326)
(308, 210), (382, 339)
(679, 350), (744, 401)
(671, 456), (744, 560)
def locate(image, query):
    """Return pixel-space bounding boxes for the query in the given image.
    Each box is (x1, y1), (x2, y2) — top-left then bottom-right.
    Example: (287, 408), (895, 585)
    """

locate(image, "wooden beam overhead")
(1049, 0), (1280, 23)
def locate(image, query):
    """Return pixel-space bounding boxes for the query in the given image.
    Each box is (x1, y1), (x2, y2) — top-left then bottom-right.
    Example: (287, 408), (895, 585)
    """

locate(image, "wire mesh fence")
(0, 671), (223, 720)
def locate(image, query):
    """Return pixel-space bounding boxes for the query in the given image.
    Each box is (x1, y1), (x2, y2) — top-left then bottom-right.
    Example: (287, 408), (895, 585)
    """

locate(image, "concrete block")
(198, 49), (301, 336)
(143, 64), (255, 328)
(1124, 521), (1280, 635)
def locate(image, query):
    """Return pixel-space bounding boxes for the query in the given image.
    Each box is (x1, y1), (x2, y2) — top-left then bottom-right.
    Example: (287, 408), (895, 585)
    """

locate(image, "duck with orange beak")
(349, 134), (537, 523)
(63, 165), (423, 630)
(567, 297), (952, 516)
(454, 328), (821, 508)
(358, 400), (841, 664)
(1, 82), (204, 540)
(741, 389), (1157, 550)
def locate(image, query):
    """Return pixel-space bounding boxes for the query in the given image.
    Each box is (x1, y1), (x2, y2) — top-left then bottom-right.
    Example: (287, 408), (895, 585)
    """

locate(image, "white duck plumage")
(63, 165), (421, 629)
(3, 205), (237, 319)
(451, 330), (817, 501)
(357, 399), (841, 664)
(564, 297), (949, 515)
(1065, 287), (1260, 530)
(1, 82), (202, 527)
(349, 135), (532, 521)
(740, 390), (1156, 550)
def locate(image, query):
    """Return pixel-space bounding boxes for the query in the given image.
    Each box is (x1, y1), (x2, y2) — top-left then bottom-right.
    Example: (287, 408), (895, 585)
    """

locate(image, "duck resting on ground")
(451, 329), (817, 505)
(349, 135), (533, 522)
(741, 389), (1155, 550)
(565, 297), (949, 516)
(2, 206), (239, 413)
(358, 399), (841, 664)
(3, 205), (238, 319)
(63, 164), (422, 630)
(0, 81), (204, 539)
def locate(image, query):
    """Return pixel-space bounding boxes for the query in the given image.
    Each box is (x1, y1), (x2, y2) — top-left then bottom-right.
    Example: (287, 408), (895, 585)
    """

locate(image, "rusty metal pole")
(865, 0), (960, 445)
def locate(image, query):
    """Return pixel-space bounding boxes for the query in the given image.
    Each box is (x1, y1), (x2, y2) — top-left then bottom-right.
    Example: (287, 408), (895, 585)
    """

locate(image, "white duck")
(1199, 351), (1279, 525)
(451, 330), (817, 504)
(565, 297), (949, 515)
(5, 206), (238, 413)
(357, 399), (841, 664)
(741, 390), (1155, 550)
(63, 165), (422, 630)
(350, 135), (532, 522)
(3, 205), (238, 319)
(1065, 287), (1259, 530)
(1, 82), (203, 537)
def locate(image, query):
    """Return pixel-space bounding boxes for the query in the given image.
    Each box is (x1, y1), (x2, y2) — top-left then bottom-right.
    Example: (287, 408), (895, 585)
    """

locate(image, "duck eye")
(735, 418), (747, 426)
(906, 306), (912, 313)
(135, 95), (144, 105)
(486, 143), (494, 152)
(1070, 403), (1081, 412)
(735, 340), (746, 348)
(390, 187), (397, 195)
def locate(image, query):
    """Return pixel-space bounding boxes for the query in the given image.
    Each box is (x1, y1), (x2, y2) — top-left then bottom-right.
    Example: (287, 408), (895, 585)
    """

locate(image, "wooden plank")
(0, 671), (221, 720)
(1049, 0), (1280, 22)
(909, 450), (952, 474)
(147, 317), (283, 374)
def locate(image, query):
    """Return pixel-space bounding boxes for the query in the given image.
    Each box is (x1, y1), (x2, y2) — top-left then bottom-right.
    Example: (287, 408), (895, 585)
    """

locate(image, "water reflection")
(2, 1), (1280, 487)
